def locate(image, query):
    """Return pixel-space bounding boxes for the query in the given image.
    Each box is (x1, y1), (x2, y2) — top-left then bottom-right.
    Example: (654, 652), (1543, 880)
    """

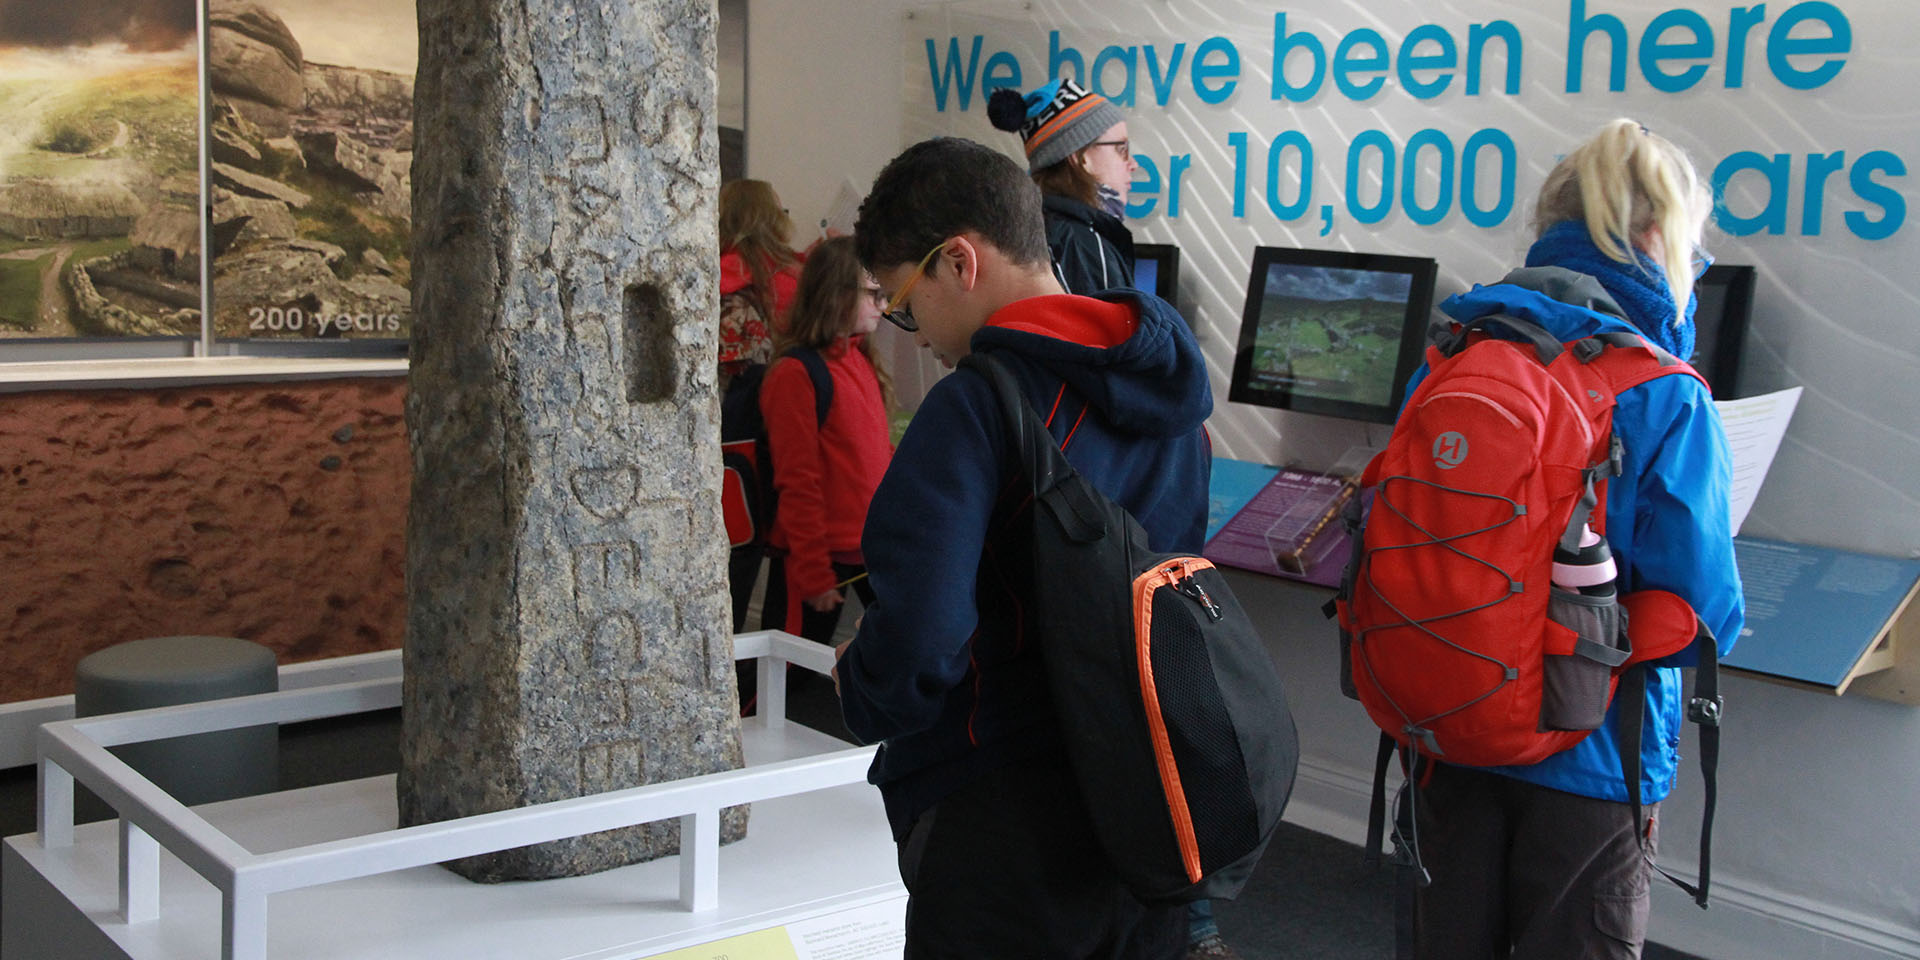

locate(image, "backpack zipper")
(1177, 572), (1224, 622)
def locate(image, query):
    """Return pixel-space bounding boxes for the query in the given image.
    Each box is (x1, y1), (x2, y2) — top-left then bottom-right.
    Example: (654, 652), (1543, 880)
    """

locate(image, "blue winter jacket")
(838, 289), (1212, 838)
(1418, 266), (1745, 805)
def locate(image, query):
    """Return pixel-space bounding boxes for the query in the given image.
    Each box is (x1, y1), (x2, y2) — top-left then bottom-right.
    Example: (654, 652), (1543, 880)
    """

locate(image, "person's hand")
(831, 639), (851, 697)
(805, 588), (844, 613)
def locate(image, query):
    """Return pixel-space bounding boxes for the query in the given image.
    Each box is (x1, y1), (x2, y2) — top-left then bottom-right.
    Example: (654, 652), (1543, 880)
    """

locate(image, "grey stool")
(74, 636), (279, 817)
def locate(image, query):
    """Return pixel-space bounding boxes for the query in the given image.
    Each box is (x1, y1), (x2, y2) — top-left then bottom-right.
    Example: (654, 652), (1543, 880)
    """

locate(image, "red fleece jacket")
(759, 337), (894, 598)
(719, 248), (801, 327)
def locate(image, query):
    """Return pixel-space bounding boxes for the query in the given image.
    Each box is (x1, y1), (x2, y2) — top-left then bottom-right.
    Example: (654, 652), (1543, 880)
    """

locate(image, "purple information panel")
(1204, 465), (1353, 589)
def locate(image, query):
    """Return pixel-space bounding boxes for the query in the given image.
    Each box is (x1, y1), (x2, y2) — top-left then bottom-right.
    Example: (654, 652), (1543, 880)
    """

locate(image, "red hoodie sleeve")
(768, 264), (802, 332)
(759, 356), (836, 598)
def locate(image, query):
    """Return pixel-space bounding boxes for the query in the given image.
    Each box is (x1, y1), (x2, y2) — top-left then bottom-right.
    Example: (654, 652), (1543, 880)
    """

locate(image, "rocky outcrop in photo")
(204, 0), (413, 340)
(209, 0), (307, 136)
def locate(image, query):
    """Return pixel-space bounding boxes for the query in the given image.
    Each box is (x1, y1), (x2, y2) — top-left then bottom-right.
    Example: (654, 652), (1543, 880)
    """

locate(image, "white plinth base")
(5, 719), (906, 960)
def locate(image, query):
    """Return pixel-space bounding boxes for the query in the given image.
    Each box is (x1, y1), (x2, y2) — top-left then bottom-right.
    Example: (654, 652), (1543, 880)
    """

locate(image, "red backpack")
(1332, 312), (1724, 904)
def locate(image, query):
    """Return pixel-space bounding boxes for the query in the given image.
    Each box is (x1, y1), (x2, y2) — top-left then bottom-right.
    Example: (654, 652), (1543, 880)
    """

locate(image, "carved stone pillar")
(402, 0), (744, 882)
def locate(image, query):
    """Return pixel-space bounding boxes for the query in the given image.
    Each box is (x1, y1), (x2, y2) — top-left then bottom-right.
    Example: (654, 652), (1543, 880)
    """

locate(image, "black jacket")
(1043, 194), (1134, 295)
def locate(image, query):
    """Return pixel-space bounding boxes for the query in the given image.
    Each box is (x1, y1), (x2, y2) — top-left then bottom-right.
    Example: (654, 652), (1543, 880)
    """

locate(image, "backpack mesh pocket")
(1541, 588), (1630, 731)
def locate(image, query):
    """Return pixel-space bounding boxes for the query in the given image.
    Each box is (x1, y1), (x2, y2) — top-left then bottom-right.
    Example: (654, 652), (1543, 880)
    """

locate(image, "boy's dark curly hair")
(854, 137), (1051, 273)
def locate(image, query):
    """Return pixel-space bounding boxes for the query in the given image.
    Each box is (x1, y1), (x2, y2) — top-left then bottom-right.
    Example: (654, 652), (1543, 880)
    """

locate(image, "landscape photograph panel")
(1249, 263), (1413, 408)
(0, 0), (201, 340)
(208, 0), (413, 340)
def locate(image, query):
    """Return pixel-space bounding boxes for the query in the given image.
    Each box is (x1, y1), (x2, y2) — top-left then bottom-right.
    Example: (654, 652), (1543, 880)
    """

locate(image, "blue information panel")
(1723, 537), (1920, 688)
(1206, 457), (1280, 542)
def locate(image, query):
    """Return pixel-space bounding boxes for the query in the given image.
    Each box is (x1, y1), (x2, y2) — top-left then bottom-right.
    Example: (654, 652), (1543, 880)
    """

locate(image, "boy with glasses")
(832, 136), (1212, 959)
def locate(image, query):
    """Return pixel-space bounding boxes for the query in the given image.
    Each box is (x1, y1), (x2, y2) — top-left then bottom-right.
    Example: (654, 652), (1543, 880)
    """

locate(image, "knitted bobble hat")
(986, 77), (1125, 173)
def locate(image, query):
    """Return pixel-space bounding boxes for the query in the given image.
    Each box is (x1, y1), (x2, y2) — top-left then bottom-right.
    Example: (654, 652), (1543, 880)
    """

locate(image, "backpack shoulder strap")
(958, 352), (1067, 494)
(785, 347), (834, 427)
(1431, 312), (1564, 365)
(1582, 331), (1710, 395)
(1616, 629), (1721, 909)
(960, 353), (1112, 543)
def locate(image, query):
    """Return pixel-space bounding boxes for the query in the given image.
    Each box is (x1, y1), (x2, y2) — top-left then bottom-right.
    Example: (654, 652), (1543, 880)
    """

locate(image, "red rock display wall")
(0, 377), (408, 701)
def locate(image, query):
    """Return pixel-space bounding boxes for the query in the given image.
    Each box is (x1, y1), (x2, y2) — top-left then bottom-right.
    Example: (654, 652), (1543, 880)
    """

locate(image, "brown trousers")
(1410, 763), (1658, 960)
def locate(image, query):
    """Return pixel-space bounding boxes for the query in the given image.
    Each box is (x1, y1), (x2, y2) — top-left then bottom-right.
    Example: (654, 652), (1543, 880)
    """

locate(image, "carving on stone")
(588, 610), (640, 671)
(580, 740), (644, 796)
(553, 95), (610, 164)
(570, 182), (617, 222)
(573, 541), (636, 605)
(570, 466), (640, 519)
(582, 677), (631, 730)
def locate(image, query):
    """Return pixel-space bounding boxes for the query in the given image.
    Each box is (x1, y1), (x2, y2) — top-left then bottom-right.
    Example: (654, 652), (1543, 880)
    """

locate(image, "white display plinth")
(4, 635), (907, 960)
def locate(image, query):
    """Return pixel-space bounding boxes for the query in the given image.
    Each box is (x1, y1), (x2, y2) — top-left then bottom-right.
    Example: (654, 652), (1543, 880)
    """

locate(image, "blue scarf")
(1524, 221), (1695, 361)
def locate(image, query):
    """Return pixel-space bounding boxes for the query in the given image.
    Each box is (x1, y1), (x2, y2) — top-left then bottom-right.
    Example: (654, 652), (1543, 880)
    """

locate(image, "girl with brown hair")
(757, 236), (894, 643)
(718, 178), (803, 380)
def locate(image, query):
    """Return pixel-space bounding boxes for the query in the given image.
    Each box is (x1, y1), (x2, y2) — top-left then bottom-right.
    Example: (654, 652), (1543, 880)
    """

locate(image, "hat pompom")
(987, 88), (1029, 133)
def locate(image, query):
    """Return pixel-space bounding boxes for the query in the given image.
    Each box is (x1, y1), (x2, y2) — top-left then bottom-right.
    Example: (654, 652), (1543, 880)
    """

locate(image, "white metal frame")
(30, 630), (870, 960)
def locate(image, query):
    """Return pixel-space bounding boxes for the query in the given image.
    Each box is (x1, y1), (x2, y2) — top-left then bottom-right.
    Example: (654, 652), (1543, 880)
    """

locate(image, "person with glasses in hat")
(834, 135), (1210, 959)
(989, 77), (1140, 296)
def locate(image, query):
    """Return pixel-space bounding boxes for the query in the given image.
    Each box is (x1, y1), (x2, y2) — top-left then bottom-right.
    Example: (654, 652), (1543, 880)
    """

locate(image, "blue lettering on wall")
(1467, 20), (1523, 95)
(1266, 131), (1314, 220)
(1847, 151), (1907, 241)
(1566, 0), (1630, 93)
(926, 36), (986, 112)
(1130, 155), (1163, 219)
(1050, 30), (1086, 86)
(1399, 24), (1458, 99)
(1191, 37), (1241, 104)
(1333, 29), (1390, 100)
(1639, 8), (1714, 92)
(983, 51), (1022, 94)
(1462, 128), (1518, 228)
(1768, 1), (1851, 90)
(1713, 151), (1793, 235)
(1271, 12), (1327, 103)
(1145, 43), (1188, 106)
(1403, 129), (1455, 225)
(1347, 130), (1397, 224)
(1092, 44), (1138, 106)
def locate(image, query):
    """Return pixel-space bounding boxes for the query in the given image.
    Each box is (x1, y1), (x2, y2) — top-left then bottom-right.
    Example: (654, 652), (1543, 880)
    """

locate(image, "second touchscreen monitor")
(1229, 247), (1437, 425)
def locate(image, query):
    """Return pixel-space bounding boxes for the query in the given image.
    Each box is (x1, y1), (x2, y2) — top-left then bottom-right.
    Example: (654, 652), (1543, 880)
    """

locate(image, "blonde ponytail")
(1532, 119), (1709, 328)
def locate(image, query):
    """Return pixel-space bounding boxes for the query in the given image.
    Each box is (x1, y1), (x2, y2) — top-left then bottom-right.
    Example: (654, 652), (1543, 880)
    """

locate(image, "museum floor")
(0, 682), (1704, 960)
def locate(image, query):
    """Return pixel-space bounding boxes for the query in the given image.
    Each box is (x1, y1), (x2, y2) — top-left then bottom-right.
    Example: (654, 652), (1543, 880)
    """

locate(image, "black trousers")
(1411, 763), (1658, 960)
(727, 544), (765, 634)
(895, 754), (1185, 960)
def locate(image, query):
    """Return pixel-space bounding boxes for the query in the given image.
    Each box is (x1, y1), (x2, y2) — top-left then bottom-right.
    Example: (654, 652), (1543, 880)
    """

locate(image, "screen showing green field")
(1244, 263), (1413, 409)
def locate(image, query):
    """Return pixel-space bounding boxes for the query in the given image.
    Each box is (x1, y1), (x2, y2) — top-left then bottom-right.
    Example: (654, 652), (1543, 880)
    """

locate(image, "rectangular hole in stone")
(623, 283), (675, 403)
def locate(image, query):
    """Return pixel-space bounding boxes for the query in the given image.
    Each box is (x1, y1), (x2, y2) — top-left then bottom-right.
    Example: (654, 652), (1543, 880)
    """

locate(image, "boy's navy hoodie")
(837, 288), (1213, 839)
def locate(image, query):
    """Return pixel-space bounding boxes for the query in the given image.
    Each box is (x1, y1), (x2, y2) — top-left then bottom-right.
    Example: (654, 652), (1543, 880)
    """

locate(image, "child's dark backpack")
(720, 348), (832, 549)
(963, 351), (1299, 905)
(1331, 312), (1724, 905)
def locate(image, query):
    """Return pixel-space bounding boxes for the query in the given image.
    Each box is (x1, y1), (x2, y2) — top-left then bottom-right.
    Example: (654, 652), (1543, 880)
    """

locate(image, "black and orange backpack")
(963, 351), (1299, 904)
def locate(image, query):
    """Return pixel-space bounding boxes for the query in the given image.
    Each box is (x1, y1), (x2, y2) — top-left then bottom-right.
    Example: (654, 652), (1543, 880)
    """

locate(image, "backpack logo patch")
(1432, 431), (1469, 469)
